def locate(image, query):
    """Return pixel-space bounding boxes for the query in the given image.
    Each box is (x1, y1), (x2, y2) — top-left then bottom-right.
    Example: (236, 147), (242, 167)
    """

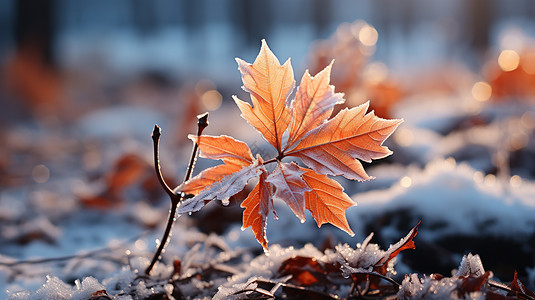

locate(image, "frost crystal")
(455, 253), (485, 277)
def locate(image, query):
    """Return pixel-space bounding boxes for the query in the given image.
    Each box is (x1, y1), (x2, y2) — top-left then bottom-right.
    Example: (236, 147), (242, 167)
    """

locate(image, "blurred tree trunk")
(466, 0), (491, 54)
(7, 0), (61, 117)
(15, 0), (56, 68)
(233, 0), (271, 47)
(312, 0), (331, 37)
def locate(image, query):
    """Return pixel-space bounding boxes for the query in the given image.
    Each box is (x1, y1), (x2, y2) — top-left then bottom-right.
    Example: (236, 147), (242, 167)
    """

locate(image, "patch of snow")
(398, 253), (491, 299)
(393, 95), (473, 133)
(8, 275), (106, 300)
(349, 158), (535, 241)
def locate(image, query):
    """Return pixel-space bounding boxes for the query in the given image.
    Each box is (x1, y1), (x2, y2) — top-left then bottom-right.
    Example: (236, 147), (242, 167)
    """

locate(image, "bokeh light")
(201, 90), (223, 111)
(471, 81), (492, 101)
(484, 174), (496, 187)
(400, 176), (412, 188)
(510, 175), (522, 187)
(473, 171), (484, 183)
(521, 51), (535, 74)
(394, 128), (414, 147)
(363, 62), (388, 84)
(498, 50), (520, 71)
(358, 24), (378, 47)
(32, 164), (50, 183)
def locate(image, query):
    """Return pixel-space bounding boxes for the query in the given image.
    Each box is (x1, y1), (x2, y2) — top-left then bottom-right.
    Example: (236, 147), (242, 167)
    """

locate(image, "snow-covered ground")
(1, 88), (534, 298)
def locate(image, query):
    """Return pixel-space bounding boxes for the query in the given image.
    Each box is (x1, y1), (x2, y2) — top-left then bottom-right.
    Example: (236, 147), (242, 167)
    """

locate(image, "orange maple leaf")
(301, 167), (355, 235)
(285, 61), (344, 149)
(286, 101), (402, 181)
(180, 135), (254, 195)
(179, 40), (402, 249)
(266, 162), (311, 222)
(241, 169), (272, 249)
(234, 40), (294, 153)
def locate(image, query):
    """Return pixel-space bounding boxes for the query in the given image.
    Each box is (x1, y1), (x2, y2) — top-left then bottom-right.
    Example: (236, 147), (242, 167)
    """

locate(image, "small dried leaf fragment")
(375, 221), (420, 271)
(287, 101), (402, 181)
(508, 270), (535, 298)
(278, 256), (326, 286)
(458, 271), (492, 296)
(234, 39), (294, 152)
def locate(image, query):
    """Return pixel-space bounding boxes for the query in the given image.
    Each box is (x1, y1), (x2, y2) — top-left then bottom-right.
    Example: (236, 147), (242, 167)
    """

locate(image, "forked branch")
(145, 113), (209, 276)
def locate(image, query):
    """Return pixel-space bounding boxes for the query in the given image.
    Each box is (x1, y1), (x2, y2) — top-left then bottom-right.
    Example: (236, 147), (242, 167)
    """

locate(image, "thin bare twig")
(151, 125), (175, 199)
(352, 271), (401, 290)
(145, 113), (209, 276)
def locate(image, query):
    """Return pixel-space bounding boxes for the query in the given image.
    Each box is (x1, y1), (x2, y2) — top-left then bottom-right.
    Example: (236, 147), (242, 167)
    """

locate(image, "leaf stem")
(145, 113), (209, 276)
(352, 271), (401, 290)
(264, 153), (286, 165)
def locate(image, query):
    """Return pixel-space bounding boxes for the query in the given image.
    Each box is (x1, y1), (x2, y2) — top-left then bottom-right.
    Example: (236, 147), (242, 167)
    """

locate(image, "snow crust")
(9, 276), (105, 300)
(398, 254), (489, 299)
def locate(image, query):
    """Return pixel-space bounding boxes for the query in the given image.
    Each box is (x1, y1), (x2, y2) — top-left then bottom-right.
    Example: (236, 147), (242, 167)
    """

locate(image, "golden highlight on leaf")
(181, 135), (253, 195)
(189, 134), (254, 165)
(178, 162), (263, 214)
(301, 167), (356, 235)
(286, 62), (345, 149)
(234, 39), (294, 152)
(287, 101), (402, 180)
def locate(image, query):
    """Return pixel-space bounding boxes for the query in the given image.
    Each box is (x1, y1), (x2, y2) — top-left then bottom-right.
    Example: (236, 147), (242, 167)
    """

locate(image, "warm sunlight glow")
(359, 24), (378, 46)
(135, 239), (147, 250)
(363, 62), (388, 84)
(484, 174), (496, 187)
(445, 157), (457, 169)
(395, 128), (414, 147)
(473, 171), (484, 183)
(201, 90), (223, 111)
(521, 111), (535, 130)
(522, 51), (535, 74)
(510, 175), (522, 188)
(509, 132), (528, 150)
(400, 176), (412, 188)
(471, 81), (492, 102)
(498, 50), (520, 71)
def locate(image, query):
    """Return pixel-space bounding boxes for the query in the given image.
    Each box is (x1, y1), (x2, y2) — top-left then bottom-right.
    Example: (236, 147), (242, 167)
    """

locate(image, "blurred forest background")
(1, 0), (535, 122)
